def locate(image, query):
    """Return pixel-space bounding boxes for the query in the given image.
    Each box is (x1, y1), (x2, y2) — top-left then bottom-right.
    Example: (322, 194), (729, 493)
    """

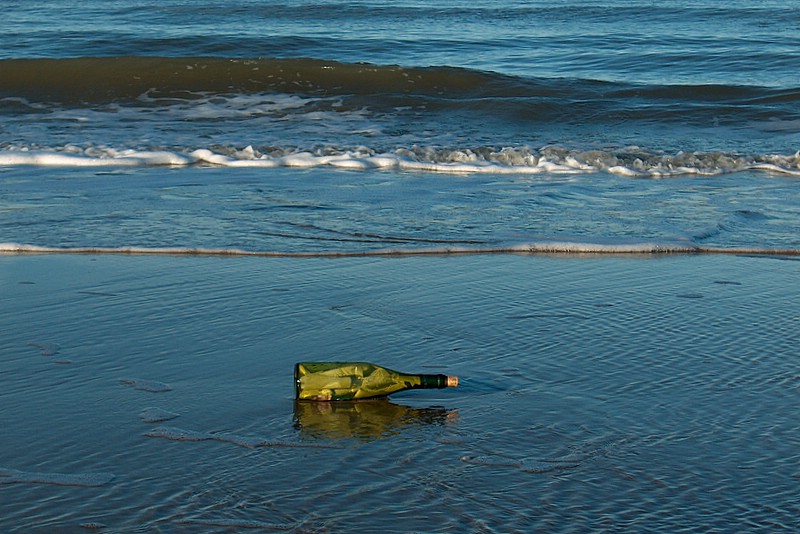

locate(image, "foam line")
(2, 242), (800, 257)
(0, 150), (197, 167)
(2, 146), (799, 176)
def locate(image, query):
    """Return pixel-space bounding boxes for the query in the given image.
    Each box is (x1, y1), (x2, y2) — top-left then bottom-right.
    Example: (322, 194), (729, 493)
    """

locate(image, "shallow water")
(2, 165), (800, 255)
(2, 253), (799, 532)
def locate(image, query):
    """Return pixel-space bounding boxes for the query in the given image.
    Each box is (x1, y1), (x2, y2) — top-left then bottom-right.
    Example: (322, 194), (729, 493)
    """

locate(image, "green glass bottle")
(295, 362), (459, 401)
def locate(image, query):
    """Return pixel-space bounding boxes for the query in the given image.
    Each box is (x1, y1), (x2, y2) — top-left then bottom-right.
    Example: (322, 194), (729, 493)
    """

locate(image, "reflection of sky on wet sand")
(293, 399), (457, 442)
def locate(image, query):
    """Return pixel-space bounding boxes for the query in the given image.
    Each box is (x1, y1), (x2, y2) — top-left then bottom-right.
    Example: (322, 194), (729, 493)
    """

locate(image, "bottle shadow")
(293, 398), (457, 442)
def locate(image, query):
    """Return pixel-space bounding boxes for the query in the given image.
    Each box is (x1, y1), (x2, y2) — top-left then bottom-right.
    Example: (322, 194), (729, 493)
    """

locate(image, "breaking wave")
(2, 56), (800, 105)
(3, 56), (799, 163)
(2, 144), (799, 177)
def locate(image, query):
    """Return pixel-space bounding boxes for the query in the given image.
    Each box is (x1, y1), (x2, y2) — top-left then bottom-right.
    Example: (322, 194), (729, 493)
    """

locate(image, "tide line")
(2, 242), (800, 257)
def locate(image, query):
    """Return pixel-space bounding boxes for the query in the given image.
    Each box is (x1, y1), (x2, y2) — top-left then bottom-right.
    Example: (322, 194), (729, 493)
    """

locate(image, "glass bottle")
(295, 362), (458, 401)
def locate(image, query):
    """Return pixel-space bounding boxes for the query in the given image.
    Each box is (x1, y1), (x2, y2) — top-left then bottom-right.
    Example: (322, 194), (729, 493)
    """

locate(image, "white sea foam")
(2, 145), (799, 176)
(3, 241), (800, 257)
(0, 149), (196, 167)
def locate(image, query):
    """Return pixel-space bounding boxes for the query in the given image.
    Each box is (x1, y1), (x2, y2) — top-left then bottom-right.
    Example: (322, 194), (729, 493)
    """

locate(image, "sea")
(2, 0), (800, 254)
(2, 1), (800, 532)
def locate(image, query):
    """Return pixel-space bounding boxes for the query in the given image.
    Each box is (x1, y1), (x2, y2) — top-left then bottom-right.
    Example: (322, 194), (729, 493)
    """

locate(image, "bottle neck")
(415, 374), (454, 389)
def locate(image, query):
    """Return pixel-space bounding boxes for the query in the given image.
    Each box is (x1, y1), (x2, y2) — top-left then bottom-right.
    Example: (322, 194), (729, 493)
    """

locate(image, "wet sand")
(1, 252), (799, 532)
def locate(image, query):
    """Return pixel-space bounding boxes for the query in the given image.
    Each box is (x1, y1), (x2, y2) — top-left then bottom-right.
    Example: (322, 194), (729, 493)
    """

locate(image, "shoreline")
(3, 242), (800, 258)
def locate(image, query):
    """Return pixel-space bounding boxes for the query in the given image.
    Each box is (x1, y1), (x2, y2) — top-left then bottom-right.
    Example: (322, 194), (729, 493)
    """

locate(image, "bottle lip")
(446, 376), (459, 388)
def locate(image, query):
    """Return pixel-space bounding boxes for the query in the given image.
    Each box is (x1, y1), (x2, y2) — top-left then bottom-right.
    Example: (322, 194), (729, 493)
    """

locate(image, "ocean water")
(2, 2), (800, 533)
(2, 0), (800, 255)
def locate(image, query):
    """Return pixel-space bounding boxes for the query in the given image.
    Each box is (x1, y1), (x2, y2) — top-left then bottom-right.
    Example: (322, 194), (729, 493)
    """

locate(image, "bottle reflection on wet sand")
(293, 399), (458, 442)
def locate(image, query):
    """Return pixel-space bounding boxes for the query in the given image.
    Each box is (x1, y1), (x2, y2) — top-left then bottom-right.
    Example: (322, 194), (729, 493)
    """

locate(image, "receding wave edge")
(3, 242), (799, 258)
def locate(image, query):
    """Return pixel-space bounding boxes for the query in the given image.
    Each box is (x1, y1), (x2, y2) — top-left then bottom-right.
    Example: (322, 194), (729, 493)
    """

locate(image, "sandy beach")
(2, 252), (798, 532)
